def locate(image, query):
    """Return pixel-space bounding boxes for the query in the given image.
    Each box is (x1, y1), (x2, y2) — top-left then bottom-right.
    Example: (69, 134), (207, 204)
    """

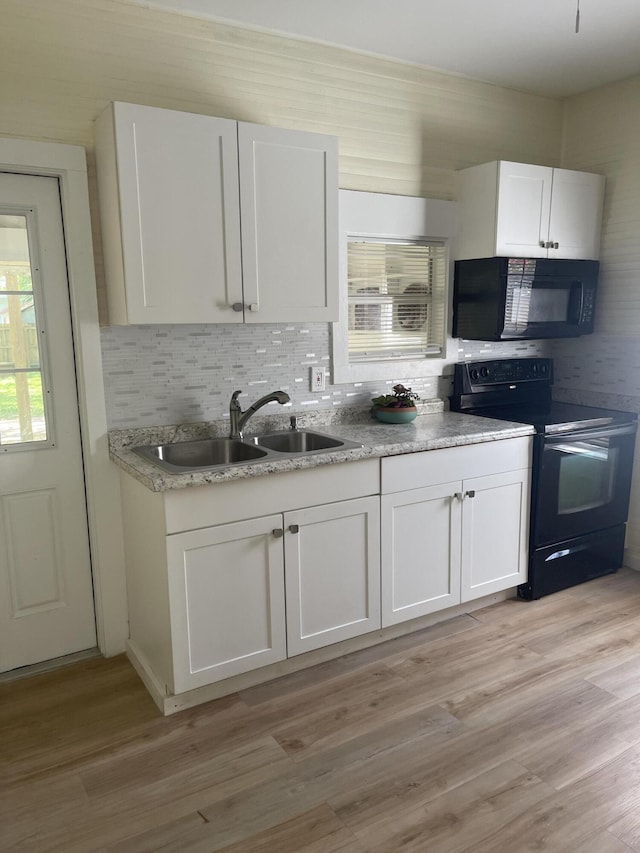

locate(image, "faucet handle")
(290, 415), (299, 431)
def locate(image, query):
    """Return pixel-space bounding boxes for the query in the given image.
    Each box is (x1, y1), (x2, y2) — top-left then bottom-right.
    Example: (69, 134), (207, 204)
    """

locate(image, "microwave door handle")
(569, 280), (585, 324)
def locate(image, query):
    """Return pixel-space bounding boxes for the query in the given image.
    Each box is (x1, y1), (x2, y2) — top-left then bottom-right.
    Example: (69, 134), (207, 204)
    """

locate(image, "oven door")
(532, 422), (637, 546)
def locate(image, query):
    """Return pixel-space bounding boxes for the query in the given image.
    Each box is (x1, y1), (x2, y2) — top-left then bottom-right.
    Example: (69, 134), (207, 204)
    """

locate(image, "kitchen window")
(332, 190), (456, 383)
(347, 238), (446, 361)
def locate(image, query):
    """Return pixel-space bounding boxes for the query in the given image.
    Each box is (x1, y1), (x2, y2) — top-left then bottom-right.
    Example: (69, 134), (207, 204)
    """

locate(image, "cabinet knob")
(465, 490), (476, 498)
(553, 242), (559, 249)
(289, 524), (300, 534)
(249, 303), (259, 312)
(539, 240), (546, 248)
(272, 528), (284, 538)
(232, 303), (244, 312)
(453, 492), (463, 501)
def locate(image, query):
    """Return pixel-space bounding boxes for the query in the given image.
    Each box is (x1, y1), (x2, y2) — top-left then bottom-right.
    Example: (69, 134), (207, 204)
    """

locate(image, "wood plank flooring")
(4, 569), (640, 851)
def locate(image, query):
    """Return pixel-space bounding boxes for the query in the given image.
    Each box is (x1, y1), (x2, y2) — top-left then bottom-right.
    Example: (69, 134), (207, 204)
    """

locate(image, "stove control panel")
(454, 358), (553, 395)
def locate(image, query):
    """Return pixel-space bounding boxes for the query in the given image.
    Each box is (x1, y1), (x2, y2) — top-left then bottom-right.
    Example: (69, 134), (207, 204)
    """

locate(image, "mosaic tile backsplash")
(100, 323), (550, 429)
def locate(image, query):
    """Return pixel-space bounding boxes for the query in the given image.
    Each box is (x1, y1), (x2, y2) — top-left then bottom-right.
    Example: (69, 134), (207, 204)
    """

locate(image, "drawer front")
(381, 437), (531, 495)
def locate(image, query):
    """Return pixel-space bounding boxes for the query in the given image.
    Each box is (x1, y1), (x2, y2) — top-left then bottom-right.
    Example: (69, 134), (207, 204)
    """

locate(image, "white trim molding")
(0, 138), (128, 656)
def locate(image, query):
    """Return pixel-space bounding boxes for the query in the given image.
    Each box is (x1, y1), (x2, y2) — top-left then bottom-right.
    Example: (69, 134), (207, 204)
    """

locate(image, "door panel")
(382, 482), (462, 626)
(0, 173), (96, 672)
(460, 470), (529, 602)
(284, 497), (380, 656)
(166, 515), (286, 693)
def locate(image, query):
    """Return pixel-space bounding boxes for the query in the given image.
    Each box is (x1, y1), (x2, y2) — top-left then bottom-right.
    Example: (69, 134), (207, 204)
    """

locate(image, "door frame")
(0, 138), (128, 657)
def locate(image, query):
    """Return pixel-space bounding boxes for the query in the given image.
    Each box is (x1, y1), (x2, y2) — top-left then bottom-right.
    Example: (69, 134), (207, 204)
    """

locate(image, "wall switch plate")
(310, 366), (325, 392)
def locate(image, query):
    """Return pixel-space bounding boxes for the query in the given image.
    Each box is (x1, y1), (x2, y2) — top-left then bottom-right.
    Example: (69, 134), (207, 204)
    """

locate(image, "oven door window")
(557, 438), (615, 514)
(534, 426), (636, 547)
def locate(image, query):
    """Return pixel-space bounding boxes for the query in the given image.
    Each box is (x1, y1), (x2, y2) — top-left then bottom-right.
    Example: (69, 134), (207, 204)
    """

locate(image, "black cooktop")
(450, 357), (637, 435)
(468, 400), (636, 435)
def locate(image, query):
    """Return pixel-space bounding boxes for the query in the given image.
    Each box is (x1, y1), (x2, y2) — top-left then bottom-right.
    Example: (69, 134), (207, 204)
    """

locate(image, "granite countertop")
(109, 403), (534, 493)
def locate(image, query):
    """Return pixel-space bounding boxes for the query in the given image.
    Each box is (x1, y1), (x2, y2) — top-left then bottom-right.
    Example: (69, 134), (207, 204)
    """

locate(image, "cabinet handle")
(289, 524), (300, 534)
(553, 242), (559, 249)
(465, 490), (476, 498)
(232, 303), (244, 312)
(539, 240), (546, 248)
(452, 492), (463, 501)
(272, 528), (284, 538)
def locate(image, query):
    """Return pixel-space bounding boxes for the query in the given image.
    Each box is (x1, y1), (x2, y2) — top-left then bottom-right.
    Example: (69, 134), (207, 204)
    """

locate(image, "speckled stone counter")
(109, 404), (534, 492)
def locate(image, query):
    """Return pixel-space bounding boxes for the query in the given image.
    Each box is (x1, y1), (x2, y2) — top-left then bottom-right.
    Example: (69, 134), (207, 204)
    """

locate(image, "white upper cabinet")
(238, 123), (338, 324)
(95, 103), (339, 325)
(456, 160), (605, 261)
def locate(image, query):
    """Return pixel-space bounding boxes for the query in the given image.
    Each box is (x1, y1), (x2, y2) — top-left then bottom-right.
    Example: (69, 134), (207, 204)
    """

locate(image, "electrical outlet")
(310, 366), (325, 392)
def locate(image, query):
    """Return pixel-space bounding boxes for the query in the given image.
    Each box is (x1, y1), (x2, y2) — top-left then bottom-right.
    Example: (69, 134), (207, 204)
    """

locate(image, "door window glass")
(0, 213), (49, 446)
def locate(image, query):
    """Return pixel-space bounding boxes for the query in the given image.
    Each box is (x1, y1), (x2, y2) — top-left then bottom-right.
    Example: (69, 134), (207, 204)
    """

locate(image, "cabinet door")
(547, 168), (604, 260)
(238, 122), (339, 323)
(495, 161), (553, 258)
(106, 102), (244, 324)
(284, 497), (380, 656)
(460, 469), (529, 603)
(166, 515), (286, 693)
(381, 483), (462, 627)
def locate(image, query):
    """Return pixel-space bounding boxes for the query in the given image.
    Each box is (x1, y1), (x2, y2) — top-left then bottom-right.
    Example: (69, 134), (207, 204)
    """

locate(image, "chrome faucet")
(229, 389), (291, 439)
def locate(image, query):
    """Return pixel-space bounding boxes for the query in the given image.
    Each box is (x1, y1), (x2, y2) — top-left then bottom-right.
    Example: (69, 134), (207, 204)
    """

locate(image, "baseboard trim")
(128, 588), (513, 716)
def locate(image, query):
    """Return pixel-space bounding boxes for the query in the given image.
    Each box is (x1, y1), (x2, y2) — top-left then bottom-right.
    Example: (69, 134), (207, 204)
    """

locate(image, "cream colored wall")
(2, 0), (564, 322)
(559, 75), (640, 567)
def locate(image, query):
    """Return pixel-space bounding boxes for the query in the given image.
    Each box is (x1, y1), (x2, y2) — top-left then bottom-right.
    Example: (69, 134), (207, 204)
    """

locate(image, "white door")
(547, 168), (605, 260)
(0, 172), (96, 672)
(496, 161), (554, 258)
(238, 122), (339, 323)
(460, 469), (529, 603)
(284, 496), (380, 656)
(96, 102), (244, 324)
(166, 516), (286, 693)
(381, 483), (462, 627)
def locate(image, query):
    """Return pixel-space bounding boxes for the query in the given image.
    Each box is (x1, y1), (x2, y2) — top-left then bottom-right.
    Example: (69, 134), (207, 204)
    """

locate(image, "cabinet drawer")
(381, 437), (531, 494)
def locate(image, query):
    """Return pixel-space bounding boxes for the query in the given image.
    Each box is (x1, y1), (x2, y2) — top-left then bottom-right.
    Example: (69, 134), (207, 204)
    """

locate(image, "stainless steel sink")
(254, 430), (343, 453)
(132, 428), (362, 474)
(133, 437), (268, 473)
(252, 429), (363, 454)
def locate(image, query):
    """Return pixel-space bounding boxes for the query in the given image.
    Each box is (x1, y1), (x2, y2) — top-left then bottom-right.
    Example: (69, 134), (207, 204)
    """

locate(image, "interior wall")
(555, 74), (640, 567)
(2, 0), (563, 424)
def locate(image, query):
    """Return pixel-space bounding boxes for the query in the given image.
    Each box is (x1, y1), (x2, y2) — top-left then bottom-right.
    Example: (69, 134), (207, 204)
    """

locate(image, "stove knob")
(540, 363), (548, 375)
(480, 367), (490, 378)
(470, 368), (479, 381)
(532, 363), (538, 374)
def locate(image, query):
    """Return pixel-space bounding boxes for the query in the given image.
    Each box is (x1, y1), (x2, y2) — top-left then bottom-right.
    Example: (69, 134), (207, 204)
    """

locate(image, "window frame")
(332, 189), (458, 384)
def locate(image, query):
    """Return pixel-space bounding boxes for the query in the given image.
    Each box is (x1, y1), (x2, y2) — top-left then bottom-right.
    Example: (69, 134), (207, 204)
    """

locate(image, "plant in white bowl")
(371, 384), (420, 424)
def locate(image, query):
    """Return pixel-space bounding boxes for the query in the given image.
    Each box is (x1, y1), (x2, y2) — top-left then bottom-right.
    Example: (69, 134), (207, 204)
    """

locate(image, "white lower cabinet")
(284, 496), (380, 656)
(166, 496), (381, 691)
(118, 442), (530, 706)
(166, 515), (287, 693)
(381, 438), (531, 627)
(382, 481), (462, 625)
(459, 469), (529, 603)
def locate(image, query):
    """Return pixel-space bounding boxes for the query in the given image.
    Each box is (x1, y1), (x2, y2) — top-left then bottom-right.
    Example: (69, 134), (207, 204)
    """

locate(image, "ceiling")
(132, 0), (640, 98)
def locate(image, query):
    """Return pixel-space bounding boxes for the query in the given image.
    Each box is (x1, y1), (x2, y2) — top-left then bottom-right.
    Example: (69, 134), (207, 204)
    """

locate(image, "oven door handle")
(544, 422), (637, 444)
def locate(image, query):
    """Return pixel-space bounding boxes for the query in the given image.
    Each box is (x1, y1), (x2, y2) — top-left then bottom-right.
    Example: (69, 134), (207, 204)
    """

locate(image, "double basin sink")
(133, 429), (363, 474)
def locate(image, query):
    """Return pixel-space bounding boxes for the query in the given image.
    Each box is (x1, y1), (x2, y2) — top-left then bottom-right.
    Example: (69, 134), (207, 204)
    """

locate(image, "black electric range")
(451, 357), (637, 598)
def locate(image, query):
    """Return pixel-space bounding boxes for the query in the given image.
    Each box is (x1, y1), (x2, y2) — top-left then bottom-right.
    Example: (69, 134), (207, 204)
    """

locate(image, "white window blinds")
(347, 238), (447, 362)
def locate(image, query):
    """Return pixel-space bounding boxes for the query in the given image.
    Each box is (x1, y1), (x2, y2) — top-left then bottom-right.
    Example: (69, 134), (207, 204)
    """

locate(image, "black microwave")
(452, 257), (598, 341)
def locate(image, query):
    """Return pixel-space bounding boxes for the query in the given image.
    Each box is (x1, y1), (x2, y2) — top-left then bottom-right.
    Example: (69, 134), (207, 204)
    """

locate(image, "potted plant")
(371, 384), (420, 424)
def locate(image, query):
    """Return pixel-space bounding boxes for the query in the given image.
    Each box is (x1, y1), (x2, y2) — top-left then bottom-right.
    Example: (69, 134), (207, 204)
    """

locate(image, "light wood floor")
(5, 569), (640, 852)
